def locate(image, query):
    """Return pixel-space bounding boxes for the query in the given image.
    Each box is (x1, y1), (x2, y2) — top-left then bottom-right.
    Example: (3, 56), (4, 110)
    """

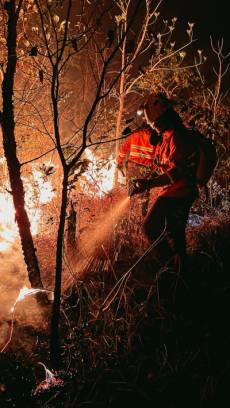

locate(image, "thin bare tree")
(0, 0), (49, 306)
(32, 0), (144, 365)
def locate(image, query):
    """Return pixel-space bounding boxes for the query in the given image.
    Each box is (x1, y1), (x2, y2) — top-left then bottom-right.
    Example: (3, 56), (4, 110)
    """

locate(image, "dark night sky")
(159, 0), (229, 88)
(162, 0), (229, 47)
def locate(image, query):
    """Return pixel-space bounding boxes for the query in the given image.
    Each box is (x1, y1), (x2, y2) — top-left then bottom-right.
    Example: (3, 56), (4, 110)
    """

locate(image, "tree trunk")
(114, 76), (125, 187)
(50, 170), (69, 366)
(67, 198), (77, 256)
(114, 25), (127, 187)
(0, 0), (48, 305)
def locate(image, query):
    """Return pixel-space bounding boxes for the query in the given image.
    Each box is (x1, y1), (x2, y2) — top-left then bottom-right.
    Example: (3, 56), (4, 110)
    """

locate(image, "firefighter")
(131, 93), (198, 272)
(116, 125), (158, 216)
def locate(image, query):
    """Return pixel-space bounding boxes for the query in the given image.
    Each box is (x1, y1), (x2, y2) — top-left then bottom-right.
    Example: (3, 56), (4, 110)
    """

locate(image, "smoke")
(0, 243), (26, 319)
(0, 242), (47, 350)
(0, 189), (129, 349)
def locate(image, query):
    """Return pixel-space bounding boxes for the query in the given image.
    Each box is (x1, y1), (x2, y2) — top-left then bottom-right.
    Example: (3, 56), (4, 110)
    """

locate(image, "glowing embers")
(0, 161), (56, 251)
(81, 148), (116, 197)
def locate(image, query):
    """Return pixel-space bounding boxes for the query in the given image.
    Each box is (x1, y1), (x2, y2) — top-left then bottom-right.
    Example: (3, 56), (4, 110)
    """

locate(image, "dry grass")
(1, 200), (230, 407)
(37, 212), (230, 407)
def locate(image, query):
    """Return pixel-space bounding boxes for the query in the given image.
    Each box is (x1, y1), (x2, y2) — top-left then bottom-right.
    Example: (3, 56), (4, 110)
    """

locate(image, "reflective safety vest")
(117, 128), (154, 167)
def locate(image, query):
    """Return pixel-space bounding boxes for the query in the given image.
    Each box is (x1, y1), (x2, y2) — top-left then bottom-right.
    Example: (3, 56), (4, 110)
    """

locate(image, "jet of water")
(64, 193), (130, 289)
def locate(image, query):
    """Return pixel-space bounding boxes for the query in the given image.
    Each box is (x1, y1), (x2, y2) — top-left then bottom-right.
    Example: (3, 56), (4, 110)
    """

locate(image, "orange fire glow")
(80, 148), (116, 197)
(0, 160), (56, 252)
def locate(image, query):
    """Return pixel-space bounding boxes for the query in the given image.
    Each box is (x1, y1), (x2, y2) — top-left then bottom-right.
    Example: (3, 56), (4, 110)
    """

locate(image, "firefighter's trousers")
(143, 195), (195, 271)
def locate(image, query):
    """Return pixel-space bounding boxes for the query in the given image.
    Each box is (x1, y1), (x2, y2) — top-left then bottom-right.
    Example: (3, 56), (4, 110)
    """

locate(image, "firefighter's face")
(143, 95), (170, 128)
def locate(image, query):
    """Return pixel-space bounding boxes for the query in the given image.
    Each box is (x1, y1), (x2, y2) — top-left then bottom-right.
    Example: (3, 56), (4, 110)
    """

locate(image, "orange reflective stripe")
(130, 152), (154, 159)
(131, 144), (154, 152)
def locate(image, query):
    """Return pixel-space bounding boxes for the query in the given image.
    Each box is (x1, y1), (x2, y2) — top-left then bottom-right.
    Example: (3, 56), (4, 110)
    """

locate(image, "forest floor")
(0, 197), (230, 407)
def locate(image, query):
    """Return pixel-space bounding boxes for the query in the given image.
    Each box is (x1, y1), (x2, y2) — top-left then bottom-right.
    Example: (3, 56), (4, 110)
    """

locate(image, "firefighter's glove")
(122, 126), (132, 136)
(130, 179), (153, 196)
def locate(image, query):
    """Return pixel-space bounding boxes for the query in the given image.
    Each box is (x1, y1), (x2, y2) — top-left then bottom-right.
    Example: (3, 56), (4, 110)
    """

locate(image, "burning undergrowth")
(0, 160), (57, 356)
(0, 244), (48, 340)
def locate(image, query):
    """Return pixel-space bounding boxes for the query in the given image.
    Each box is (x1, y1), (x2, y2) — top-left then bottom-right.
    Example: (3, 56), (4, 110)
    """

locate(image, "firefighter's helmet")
(144, 93), (172, 123)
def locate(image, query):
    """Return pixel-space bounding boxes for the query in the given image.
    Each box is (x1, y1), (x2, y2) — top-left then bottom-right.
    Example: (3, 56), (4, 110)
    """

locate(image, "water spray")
(64, 192), (130, 289)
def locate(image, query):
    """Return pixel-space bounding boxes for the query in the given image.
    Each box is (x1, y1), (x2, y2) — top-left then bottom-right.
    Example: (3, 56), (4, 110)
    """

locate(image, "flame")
(81, 148), (116, 197)
(0, 160), (56, 251)
(43, 366), (56, 383)
(32, 168), (56, 204)
(1, 285), (50, 353)
(10, 285), (48, 312)
(13, 285), (45, 304)
(33, 362), (64, 395)
(0, 192), (17, 251)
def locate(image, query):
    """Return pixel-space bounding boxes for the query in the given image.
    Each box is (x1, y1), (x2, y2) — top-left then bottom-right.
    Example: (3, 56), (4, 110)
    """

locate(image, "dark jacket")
(153, 128), (198, 198)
